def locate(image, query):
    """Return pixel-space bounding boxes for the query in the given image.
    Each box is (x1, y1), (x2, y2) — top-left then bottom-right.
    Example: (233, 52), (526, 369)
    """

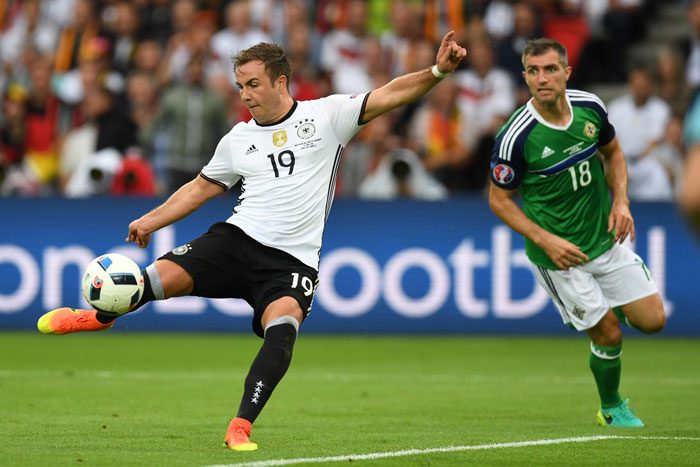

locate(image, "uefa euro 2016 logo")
(493, 163), (515, 184)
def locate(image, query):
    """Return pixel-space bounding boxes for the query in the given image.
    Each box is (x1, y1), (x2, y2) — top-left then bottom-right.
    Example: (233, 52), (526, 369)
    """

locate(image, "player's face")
(522, 50), (571, 106)
(235, 60), (288, 124)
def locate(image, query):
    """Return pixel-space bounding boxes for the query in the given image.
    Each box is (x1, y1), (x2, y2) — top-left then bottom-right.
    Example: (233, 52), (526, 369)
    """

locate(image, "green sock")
(589, 342), (623, 409)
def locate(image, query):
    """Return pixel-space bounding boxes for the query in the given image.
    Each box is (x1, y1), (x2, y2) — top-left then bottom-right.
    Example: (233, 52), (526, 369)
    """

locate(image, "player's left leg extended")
(225, 297), (302, 452)
(37, 261), (190, 335)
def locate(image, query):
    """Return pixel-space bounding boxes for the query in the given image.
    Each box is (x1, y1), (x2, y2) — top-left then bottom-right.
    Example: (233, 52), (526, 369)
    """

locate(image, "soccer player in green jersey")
(489, 38), (666, 428)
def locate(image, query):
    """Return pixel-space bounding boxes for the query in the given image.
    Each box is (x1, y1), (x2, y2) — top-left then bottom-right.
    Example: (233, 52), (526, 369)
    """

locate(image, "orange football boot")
(224, 417), (258, 451)
(37, 308), (114, 335)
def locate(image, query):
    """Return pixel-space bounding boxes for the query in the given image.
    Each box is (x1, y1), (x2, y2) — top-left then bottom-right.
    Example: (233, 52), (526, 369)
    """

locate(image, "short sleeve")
(320, 93), (370, 146)
(598, 111), (616, 147)
(200, 131), (241, 190)
(489, 126), (527, 190)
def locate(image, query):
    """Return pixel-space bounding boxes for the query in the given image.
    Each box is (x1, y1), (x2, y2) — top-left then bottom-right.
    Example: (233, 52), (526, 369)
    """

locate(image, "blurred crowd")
(1, 0), (700, 231)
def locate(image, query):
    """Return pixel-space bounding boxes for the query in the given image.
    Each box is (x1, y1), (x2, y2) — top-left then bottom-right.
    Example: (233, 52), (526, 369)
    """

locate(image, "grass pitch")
(1, 333), (699, 466)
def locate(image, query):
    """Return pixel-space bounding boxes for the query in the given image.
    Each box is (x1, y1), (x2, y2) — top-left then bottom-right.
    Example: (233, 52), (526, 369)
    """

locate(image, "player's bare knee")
(638, 304), (666, 334)
(627, 294), (666, 334)
(261, 296), (303, 329)
(587, 316), (622, 346)
(599, 326), (622, 346)
(154, 259), (194, 298)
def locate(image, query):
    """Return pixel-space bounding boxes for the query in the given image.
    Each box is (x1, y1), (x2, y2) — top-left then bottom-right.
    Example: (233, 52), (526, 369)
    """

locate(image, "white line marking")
(205, 435), (700, 467)
(2, 370), (699, 386)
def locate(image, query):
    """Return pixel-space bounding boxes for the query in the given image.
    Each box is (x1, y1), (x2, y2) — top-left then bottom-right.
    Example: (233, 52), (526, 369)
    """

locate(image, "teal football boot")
(597, 399), (645, 428)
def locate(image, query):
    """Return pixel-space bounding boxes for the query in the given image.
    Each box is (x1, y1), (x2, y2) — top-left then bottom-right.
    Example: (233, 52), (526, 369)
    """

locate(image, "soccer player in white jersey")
(37, 34), (467, 450)
(489, 38), (666, 428)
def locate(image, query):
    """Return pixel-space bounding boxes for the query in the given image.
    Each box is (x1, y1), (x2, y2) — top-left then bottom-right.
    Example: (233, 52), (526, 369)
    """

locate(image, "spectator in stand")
(0, 84), (28, 168)
(23, 55), (64, 193)
(538, 0), (590, 83)
(158, 0), (213, 86)
(59, 83), (137, 196)
(0, 0), (58, 80)
(358, 147), (448, 200)
(0, 83), (30, 196)
(147, 51), (228, 193)
(339, 113), (399, 197)
(103, 1), (142, 76)
(600, 0), (647, 81)
(380, 1), (426, 78)
(422, 0), (465, 44)
(455, 36), (516, 192)
(86, 83), (138, 153)
(496, 1), (542, 106)
(607, 64), (672, 201)
(52, 36), (125, 108)
(483, 0), (515, 42)
(319, 0), (371, 94)
(407, 76), (474, 192)
(41, 0), (77, 31)
(135, 0), (173, 48)
(53, 0), (109, 74)
(211, 0), (271, 87)
(646, 114), (686, 200)
(286, 24), (323, 101)
(655, 45), (693, 117)
(132, 38), (164, 76)
(250, 0), (316, 52)
(125, 70), (160, 151)
(577, 0), (649, 82)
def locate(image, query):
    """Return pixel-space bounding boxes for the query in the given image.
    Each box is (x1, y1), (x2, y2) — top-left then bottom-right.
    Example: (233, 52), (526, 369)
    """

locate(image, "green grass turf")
(1, 333), (698, 466)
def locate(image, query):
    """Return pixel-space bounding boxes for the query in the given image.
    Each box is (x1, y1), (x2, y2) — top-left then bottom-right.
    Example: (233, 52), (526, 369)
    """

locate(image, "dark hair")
(521, 38), (569, 68)
(233, 42), (292, 90)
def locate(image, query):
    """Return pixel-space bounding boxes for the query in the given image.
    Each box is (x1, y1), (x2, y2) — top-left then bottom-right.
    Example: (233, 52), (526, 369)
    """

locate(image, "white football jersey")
(201, 93), (369, 270)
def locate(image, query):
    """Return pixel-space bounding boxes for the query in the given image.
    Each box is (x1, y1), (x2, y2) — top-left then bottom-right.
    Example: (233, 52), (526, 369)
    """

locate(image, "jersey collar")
(526, 93), (573, 130)
(254, 101), (298, 127)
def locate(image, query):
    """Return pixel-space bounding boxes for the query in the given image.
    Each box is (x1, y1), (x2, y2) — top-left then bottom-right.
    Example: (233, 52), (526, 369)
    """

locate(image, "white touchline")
(204, 435), (700, 467)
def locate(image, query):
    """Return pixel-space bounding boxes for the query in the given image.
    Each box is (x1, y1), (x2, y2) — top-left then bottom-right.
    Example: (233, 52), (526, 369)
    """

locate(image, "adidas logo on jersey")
(541, 146), (555, 158)
(245, 145), (258, 155)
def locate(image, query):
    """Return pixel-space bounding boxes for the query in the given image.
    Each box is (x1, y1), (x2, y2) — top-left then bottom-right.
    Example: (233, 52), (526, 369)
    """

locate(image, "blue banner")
(1, 198), (698, 335)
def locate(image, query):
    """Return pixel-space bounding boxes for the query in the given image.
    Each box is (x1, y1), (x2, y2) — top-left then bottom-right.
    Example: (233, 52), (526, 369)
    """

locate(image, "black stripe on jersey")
(538, 266), (566, 310)
(357, 92), (372, 126)
(567, 89), (606, 110)
(199, 171), (229, 191)
(325, 145), (343, 221)
(569, 97), (607, 116)
(498, 109), (535, 161)
(530, 143), (598, 176)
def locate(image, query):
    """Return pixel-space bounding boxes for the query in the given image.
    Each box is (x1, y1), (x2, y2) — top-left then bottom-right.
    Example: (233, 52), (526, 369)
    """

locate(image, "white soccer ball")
(81, 253), (144, 315)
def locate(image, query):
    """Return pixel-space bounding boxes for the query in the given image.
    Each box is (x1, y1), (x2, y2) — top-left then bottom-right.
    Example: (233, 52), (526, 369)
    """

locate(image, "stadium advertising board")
(1, 198), (698, 335)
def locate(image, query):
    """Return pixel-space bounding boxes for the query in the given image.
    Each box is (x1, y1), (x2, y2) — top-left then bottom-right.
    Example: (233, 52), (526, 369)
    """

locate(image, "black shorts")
(159, 222), (319, 337)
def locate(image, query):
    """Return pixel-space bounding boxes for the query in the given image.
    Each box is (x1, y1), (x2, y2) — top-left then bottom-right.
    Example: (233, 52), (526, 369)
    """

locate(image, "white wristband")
(431, 64), (450, 79)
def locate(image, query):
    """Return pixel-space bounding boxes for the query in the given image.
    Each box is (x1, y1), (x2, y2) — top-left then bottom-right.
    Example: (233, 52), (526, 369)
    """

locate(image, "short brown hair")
(521, 38), (569, 68)
(233, 42), (292, 89)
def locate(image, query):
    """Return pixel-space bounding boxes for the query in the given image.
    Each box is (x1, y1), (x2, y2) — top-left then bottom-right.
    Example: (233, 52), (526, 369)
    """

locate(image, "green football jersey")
(490, 89), (616, 269)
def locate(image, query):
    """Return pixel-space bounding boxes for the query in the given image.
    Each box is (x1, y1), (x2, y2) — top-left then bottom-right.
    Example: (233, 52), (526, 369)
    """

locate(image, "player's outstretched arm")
(489, 182), (588, 269)
(599, 137), (635, 244)
(127, 175), (225, 248)
(361, 31), (466, 124)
